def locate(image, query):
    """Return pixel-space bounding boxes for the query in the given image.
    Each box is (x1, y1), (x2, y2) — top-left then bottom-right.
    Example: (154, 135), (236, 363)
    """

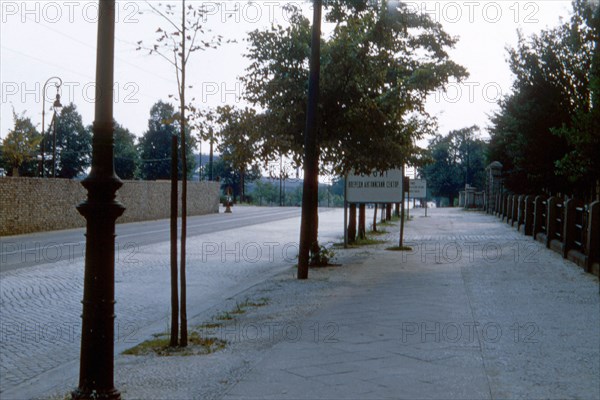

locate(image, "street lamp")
(51, 94), (63, 177)
(72, 1), (123, 399)
(39, 77), (62, 177)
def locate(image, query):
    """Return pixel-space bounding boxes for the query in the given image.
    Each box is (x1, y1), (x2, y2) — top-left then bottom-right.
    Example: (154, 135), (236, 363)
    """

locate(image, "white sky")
(1, 1), (573, 149)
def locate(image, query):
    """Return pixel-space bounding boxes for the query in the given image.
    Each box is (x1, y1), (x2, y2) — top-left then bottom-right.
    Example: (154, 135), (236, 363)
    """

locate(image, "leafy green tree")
(51, 104), (92, 179)
(113, 121), (139, 180)
(138, 101), (195, 180)
(421, 126), (487, 206)
(190, 107), (220, 181)
(488, 0), (596, 196)
(216, 106), (264, 201)
(252, 180), (279, 205)
(213, 154), (261, 203)
(138, 101), (177, 180)
(243, 1), (467, 263)
(1, 110), (41, 176)
(552, 0), (600, 197)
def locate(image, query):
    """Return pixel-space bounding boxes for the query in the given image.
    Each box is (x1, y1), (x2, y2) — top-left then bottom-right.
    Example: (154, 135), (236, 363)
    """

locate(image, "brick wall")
(0, 177), (220, 236)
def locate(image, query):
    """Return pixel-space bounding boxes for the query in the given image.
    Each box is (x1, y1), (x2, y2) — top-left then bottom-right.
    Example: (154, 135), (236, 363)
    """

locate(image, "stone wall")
(0, 177), (220, 236)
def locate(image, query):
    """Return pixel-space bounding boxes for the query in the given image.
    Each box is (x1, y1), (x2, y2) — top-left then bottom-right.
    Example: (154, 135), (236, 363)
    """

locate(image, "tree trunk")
(372, 203), (378, 232)
(400, 166), (406, 247)
(297, 0), (322, 279)
(179, 0), (188, 347)
(239, 169), (245, 203)
(358, 204), (366, 239)
(209, 141), (214, 181)
(169, 135), (179, 347)
(309, 153), (320, 257)
(386, 203), (392, 221)
(395, 203), (400, 217)
(348, 203), (357, 243)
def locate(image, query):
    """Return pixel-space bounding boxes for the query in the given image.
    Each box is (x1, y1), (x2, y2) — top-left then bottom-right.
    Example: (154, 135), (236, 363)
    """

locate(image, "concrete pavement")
(220, 208), (599, 399)
(4, 207), (599, 399)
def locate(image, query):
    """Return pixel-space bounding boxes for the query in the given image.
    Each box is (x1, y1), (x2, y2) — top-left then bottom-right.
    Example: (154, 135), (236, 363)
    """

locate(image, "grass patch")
(231, 302), (247, 315)
(122, 332), (226, 356)
(354, 237), (387, 246)
(368, 229), (389, 236)
(242, 297), (270, 307)
(215, 311), (234, 321)
(386, 246), (413, 251)
(332, 237), (386, 248)
(197, 322), (223, 330)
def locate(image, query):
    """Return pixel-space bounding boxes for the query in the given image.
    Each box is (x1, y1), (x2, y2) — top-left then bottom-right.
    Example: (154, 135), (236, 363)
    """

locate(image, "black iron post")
(39, 77), (62, 177)
(51, 93), (62, 178)
(298, 0), (322, 279)
(209, 141), (214, 181)
(73, 2), (123, 399)
(51, 113), (57, 177)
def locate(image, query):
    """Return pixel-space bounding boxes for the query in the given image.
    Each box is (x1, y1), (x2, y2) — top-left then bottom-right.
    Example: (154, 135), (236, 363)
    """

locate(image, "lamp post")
(52, 94), (63, 177)
(39, 77), (62, 177)
(72, 1), (123, 399)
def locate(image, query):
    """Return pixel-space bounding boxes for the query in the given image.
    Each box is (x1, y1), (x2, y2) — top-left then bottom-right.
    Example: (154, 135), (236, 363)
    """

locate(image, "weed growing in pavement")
(368, 229), (389, 236)
(197, 322), (223, 330)
(122, 332), (226, 356)
(209, 297), (271, 325)
(386, 246), (414, 251)
(216, 311), (234, 321)
(309, 245), (337, 267)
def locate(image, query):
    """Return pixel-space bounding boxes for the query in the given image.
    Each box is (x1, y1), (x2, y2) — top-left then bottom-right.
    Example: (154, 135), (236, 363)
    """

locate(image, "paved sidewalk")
(21, 207), (598, 399)
(221, 208), (599, 400)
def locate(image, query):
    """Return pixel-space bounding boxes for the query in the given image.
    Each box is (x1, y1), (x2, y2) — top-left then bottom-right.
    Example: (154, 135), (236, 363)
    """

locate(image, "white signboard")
(409, 179), (427, 198)
(346, 169), (403, 203)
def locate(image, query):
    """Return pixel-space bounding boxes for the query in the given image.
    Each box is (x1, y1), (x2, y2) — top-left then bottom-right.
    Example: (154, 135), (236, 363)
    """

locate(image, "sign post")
(346, 169), (404, 203)
(343, 174), (348, 248)
(409, 179), (427, 217)
(346, 169), (404, 247)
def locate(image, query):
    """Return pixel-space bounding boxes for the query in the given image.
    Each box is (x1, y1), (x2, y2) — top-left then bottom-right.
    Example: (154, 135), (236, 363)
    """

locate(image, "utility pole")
(298, 0), (322, 279)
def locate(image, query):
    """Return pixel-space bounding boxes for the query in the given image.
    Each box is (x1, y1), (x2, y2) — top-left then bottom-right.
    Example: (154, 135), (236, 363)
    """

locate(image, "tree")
(190, 108), (219, 181)
(216, 106), (264, 202)
(488, 0), (597, 196)
(421, 126), (487, 206)
(243, 0), (467, 272)
(138, 1), (225, 346)
(552, 0), (600, 198)
(113, 122), (139, 180)
(138, 101), (196, 181)
(2, 110), (41, 176)
(53, 104), (92, 179)
(251, 180), (279, 205)
(212, 155), (261, 202)
(138, 101), (178, 180)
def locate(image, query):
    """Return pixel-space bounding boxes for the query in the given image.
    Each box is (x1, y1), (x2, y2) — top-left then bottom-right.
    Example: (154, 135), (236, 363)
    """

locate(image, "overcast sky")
(1, 0), (573, 149)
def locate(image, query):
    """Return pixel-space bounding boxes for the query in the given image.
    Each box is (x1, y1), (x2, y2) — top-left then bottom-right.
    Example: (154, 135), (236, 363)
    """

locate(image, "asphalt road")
(0, 206), (342, 397)
(0, 206), (303, 272)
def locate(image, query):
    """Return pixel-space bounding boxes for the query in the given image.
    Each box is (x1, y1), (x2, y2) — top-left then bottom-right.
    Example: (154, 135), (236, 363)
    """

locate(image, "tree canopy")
(53, 104), (92, 179)
(243, 1), (467, 175)
(138, 101), (196, 180)
(421, 126), (487, 206)
(1, 110), (41, 177)
(488, 0), (599, 197)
